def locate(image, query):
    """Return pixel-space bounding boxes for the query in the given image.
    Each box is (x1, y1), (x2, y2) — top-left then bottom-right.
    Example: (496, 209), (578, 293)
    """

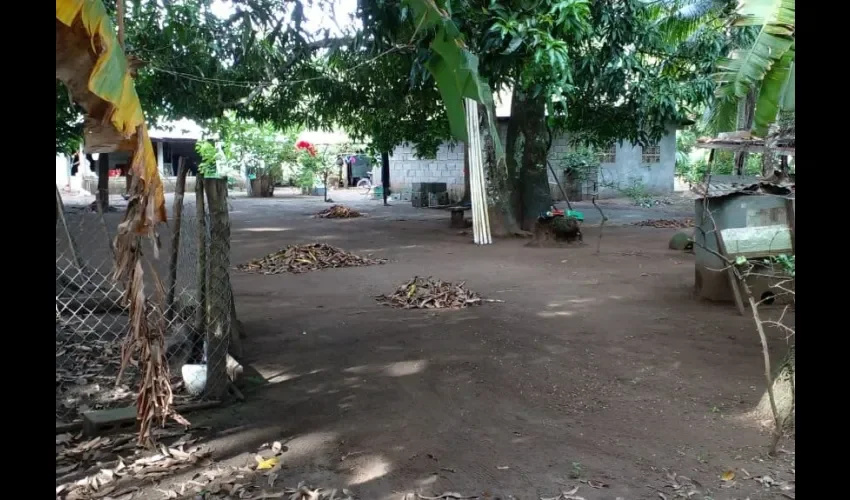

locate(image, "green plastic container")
(567, 209), (585, 222)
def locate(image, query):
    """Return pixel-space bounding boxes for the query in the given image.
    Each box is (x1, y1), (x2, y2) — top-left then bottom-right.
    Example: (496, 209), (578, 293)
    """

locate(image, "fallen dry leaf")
(721, 470), (736, 481)
(255, 456), (280, 470)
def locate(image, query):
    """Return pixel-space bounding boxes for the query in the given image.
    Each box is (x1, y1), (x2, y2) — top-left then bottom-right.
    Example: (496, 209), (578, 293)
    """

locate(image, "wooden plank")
(716, 231), (746, 316)
(785, 198), (796, 255)
(720, 226), (792, 257)
(694, 142), (796, 155)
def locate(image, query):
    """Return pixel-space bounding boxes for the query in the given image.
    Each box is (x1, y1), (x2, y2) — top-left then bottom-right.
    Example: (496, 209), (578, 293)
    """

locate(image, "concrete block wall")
(388, 143), (466, 202)
(388, 123), (676, 202)
(595, 127), (677, 198)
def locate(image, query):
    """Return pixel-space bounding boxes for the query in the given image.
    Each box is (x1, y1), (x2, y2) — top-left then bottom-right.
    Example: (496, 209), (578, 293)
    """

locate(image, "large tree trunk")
(509, 90), (552, 231)
(478, 103), (524, 237)
(249, 175), (274, 197)
(754, 345), (795, 431)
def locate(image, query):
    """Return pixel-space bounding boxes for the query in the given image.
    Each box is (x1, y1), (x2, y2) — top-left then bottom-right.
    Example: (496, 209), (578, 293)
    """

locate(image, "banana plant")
(713, 0), (795, 137)
(402, 0), (502, 155)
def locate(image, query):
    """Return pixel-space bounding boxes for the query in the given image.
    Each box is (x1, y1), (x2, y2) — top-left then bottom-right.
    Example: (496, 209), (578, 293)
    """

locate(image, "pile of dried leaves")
(377, 276), (490, 309)
(632, 218), (695, 229)
(315, 205), (362, 219)
(57, 432), (358, 500)
(56, 318), (193, 424)
(56, 320), (135, 423)
(236, 243), (386, 275)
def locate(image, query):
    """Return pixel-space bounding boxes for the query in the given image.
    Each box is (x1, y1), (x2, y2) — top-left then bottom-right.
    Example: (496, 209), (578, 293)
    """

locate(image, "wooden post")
(193, 173), (207, 339)
(381, 151), (391, 206)
(56, 184), (86, 272)
(227, 278), (243, 358)
(715, 230), (746, 316)
(203, 177), (231, 399)
(165, 157), (188, 322)
(96, 155), (110, 211)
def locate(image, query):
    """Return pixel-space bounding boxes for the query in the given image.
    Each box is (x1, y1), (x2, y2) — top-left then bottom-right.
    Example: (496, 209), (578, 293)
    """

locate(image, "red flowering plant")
(295, 141), (336, 201)
(295, 140), (317, 157)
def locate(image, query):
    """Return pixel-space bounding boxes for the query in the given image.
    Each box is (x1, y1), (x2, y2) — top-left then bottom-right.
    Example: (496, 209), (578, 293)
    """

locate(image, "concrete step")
(82, 406), (137, 436)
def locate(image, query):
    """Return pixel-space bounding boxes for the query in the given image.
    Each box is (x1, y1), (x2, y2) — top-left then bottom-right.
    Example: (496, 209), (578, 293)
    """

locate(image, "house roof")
(690, 175), (794, 199)
(695, 131), (795, 155)
(148, 118), (204, 141)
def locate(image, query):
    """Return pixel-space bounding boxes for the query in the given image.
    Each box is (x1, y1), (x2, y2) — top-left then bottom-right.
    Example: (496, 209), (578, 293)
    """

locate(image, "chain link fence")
(56, 198), (235, 425)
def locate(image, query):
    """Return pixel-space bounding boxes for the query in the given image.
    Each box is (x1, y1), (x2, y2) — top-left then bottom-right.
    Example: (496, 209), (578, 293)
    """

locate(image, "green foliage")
(770, 254), (795, 278)
(306, 47), (453, 158)
(556, 144), (601, 182)
(56, 82), (83, 155)
(195, 112), (298, 181)
(619, 179), (654, 206)
(126, 0), (320, 127)
(736, 253), (794, 278)
(195, 141), (221, 178)
(713, 0), (795, 136)
(295, 147), (339, 190)
(678, 150), (762, 184)
(675, 129), (698, 176)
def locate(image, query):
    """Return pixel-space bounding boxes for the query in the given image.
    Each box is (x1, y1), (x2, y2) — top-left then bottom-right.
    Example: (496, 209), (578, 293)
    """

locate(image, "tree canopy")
(56, 0), (791, 157)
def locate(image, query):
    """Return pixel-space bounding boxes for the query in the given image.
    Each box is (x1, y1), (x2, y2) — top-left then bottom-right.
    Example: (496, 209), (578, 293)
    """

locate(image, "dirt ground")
(60, 189), (796, 500)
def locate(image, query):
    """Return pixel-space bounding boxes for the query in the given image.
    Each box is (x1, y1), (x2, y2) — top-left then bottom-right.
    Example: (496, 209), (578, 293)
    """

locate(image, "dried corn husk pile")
(236, 243), (385, 275)
(377, 276), (483, 309)
(316, 205), (362, 218)
(632, 218), (695, 228)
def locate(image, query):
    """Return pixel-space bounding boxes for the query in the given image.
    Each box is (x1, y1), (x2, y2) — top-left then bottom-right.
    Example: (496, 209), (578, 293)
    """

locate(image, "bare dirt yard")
(58, 189), (795, 500)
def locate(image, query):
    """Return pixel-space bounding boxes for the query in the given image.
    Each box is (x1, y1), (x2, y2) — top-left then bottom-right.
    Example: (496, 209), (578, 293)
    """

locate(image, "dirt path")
(62, 191), (795, 499)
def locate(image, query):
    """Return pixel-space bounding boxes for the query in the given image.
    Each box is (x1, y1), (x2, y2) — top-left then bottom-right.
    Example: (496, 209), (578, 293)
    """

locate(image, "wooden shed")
(691, 176), (795, 303)
(690, 133), (796, 306)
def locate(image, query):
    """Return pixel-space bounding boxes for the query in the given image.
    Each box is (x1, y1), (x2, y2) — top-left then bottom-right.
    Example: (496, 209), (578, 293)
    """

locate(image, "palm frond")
(780, 60), (795, 112)
(702, 89), (739, 134)
(712, 0), (795, 133)
(652, 0), (729, 43)
(752, 47), (794, 136)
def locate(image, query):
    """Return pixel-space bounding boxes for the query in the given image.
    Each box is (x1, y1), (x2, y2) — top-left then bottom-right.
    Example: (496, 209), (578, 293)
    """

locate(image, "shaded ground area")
(59, 189), (795, 500)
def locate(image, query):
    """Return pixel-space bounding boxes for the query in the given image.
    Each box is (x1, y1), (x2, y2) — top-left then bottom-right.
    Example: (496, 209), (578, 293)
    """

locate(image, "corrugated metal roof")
(691, 175), (793, 199)
(148, 118), (204, 141)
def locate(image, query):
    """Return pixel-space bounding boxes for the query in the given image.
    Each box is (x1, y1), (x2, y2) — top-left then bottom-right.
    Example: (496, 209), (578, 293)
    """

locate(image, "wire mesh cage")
(56, 202), (233, 425)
